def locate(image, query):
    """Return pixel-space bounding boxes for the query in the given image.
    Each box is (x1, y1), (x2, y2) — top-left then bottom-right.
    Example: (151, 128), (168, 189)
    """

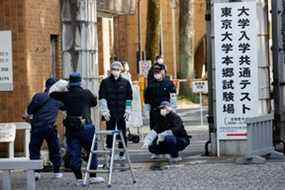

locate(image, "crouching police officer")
(24, 78), (63, 180)
(144, 101), (190, 162)
(50, 72), (104, 185)
(99, 61), (133, 160)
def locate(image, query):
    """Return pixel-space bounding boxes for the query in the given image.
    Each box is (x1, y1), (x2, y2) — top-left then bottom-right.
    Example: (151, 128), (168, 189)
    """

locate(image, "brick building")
(0, 0), (136, 155)
(0, 0), (61, 153)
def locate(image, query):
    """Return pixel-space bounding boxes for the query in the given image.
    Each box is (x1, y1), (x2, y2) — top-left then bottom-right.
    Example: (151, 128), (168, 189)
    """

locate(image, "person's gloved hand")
(143, 104), (151, 119)
(156, 134), (165, 145)
(124, 109), (131, 121)
(102, 111), (111, 121)
(141, 130), (157, 149)
(99, 99), (111, 121)
(156, 130), (174, 145)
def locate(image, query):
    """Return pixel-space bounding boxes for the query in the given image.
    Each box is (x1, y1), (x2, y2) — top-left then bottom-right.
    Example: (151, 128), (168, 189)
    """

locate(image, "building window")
(50, 35), (58, 78)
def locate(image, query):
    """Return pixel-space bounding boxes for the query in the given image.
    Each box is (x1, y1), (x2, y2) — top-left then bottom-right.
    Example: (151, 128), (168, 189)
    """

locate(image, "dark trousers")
(149, 109), (161, 130)
(106, 116), (127, 155)
(29, 127), (61, 173)
(148, 135), (188, 158)
(66, 124), (97, 179)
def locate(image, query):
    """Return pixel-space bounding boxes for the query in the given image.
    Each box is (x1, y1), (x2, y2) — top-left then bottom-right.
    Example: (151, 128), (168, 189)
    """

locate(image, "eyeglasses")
(111, 68), (120, 71)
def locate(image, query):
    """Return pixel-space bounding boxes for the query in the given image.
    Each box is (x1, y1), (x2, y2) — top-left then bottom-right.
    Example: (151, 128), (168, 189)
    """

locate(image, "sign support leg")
(200, 93), (203, 128)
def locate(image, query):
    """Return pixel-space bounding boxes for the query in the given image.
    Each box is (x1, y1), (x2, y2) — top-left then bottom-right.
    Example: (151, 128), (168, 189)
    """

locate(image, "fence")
(246, 114), (274, 158)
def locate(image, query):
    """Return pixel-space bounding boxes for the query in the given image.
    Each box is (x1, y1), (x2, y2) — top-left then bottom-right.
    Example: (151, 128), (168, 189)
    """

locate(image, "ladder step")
(87, 169), (109, 173)
(92, 150), (110, 154)
(97, 130), (120, 135)
(91, 148), (125, 154)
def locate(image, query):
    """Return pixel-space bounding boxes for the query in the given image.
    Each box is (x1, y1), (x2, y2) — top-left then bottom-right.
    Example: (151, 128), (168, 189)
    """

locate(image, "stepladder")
(83, 125), (136, 187)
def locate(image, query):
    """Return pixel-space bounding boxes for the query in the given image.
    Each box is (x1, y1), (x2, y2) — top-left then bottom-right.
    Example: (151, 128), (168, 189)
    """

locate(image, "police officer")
(99, 61), (133, 160)
(147, 101), (190, 162)
(50, 72), (104, 185)
(144, 64), (177, 130)
(24, 78), (63, 180)
(147, 55), (166, 85)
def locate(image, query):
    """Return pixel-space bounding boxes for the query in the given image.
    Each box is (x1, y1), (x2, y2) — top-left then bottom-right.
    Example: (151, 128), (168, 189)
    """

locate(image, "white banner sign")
(192, 80), (208, 94)
(139, 60), (151, 77)
(214, 2), (259, 140)
(0, 31), (13, 91)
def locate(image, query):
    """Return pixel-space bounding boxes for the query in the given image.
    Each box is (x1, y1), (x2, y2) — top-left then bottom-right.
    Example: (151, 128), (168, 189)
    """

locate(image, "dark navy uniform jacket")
(50, 86), (97, 124)
(144, 79), (176, 109)
(99, 75), (133, 118)
(27, 92), (63, 129)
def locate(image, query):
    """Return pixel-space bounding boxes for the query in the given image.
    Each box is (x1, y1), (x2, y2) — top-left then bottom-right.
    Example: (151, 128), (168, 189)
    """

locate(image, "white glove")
(157, 130), (174, 145)
(142, 130), (157, 148)
(124, 109), (131, 121)
(102, 111), (111, 121)
(48, 79), (68, 94)
(99, 99), (111, 121)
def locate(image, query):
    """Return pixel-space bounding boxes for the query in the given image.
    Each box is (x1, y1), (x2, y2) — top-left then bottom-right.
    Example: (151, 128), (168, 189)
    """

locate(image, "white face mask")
(112, 70), (121, 79)
(160, 109), (168, 116)
(157, 58), (163, 64)
(154, 73), (162, 80)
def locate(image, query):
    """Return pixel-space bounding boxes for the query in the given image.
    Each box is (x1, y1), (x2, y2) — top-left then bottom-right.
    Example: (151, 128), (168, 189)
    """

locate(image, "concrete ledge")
(0, 159), (43, 170)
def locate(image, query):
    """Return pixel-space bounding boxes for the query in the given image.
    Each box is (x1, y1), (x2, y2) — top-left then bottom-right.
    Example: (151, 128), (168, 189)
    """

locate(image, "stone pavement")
(3, 158), (285, 190)
(5, 106), (285, 189)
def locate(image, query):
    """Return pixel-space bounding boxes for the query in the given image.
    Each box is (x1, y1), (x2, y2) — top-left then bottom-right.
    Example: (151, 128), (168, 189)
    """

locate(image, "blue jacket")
(27, 92), (63, 129)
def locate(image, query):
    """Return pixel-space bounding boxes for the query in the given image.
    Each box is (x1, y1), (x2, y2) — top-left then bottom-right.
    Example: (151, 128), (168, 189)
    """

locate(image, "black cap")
(45, 78), (57, 89)
(69, 72), (82, 86)
(159, 101), (171, 109)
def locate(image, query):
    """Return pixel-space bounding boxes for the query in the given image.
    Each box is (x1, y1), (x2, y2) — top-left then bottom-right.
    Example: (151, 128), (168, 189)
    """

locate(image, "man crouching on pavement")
(23, 78), (63, 180)
(49, 72), (105, 186)
(143, 101), (190, 163)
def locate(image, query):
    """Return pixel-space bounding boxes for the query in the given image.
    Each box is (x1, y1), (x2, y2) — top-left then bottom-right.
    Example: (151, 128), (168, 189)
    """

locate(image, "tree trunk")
(145, 0), (161, 62)
(178, 0), (195, 100)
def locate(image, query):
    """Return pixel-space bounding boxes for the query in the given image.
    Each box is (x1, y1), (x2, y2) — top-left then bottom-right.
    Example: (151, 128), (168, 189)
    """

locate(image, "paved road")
(4, 160), (285, 190)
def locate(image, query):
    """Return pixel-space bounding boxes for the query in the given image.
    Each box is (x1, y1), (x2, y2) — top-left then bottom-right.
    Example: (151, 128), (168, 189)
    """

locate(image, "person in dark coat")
(144, 65), (176, 130)
(99, 61), (133, 160)
(148, 101), (190, 162)
(147, 55), (167, 85)
(49, 72), (104, 186)
(24, 78), (63, 179)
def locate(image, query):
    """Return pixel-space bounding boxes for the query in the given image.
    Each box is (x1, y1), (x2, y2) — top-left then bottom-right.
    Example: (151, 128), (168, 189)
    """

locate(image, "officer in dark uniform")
(144, 64), (176, 130)
(50, 72), (104, 185)
(25, 78), (63, 180)
(148, 101), (190, 162)
(99, 61), (133, 160)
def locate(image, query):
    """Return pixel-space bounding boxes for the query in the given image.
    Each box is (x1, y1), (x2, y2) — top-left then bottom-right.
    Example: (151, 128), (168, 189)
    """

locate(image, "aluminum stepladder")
(83, 125), (136, 187)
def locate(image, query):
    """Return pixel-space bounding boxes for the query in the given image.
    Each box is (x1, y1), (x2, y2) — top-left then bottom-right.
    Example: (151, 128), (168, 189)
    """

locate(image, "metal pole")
(200, 93), (203, 127)
(160, 4), (164, 57)
(137, 0), (142, 61)
(272, 0), (285, 146)
(204, 0), (214, 156)
(171, 0), (177, 79)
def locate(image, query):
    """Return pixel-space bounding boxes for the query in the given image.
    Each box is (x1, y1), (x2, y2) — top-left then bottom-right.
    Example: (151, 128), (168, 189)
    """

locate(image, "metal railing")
(246, 114), (274, 158)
